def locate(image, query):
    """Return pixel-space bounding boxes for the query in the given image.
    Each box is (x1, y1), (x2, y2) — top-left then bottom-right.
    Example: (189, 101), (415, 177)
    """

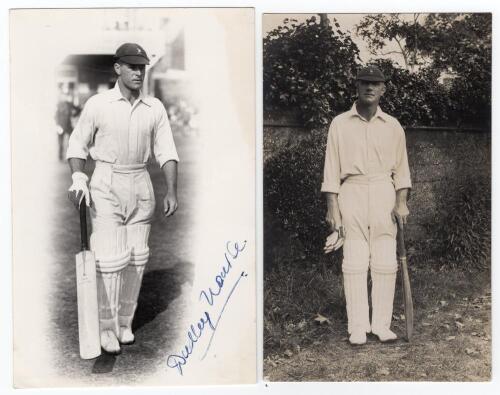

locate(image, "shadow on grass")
(133, 261), (193, 333)
(92, 353), (117, 374)
(90, 259), (193, 374)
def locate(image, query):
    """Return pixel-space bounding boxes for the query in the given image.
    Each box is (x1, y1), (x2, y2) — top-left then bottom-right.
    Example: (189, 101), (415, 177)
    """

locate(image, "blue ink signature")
(167, 240), (247, 376)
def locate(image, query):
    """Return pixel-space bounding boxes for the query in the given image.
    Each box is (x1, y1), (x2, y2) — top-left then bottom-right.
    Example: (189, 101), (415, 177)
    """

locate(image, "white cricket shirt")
(321, 103), (412, 194)
(66, 83), (179, 167)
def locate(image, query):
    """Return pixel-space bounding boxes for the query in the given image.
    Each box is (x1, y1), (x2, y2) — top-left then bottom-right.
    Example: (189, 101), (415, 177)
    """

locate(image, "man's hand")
(391, 201), (409, 229)
(163, 192), (178, 217)
(68, 171), (90, 209)
(392, 188), (410, 229)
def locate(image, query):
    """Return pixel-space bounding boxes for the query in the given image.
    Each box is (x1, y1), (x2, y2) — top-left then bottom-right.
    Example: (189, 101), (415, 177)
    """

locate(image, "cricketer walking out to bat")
(322, 65), (411, 346)
(67, 43), (179, 354)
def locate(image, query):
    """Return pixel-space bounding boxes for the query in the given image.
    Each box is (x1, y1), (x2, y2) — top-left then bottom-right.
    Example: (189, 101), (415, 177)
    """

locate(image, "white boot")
(91, 227), (131, 353)
(118, 225), (150, 344)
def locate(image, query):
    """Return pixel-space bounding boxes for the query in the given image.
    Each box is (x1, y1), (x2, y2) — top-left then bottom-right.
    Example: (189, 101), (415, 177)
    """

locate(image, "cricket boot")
(118, 224), (151, 344)
(91, 226), (131, 353)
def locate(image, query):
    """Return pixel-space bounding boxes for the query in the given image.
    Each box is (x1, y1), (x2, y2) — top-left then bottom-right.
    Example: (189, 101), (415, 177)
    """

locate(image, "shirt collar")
(108, 82), (152, 107)
(349, 102), (388, 122)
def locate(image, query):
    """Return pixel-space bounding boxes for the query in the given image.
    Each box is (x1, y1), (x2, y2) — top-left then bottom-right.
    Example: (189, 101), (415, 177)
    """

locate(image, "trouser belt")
(95, 161), (147, 174)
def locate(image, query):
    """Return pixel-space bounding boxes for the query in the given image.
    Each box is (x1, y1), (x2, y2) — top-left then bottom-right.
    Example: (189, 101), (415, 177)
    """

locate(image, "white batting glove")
(68, 171), (90, 208)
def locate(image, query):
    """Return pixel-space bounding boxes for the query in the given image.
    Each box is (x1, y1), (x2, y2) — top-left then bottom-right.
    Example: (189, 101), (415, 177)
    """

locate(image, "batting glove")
(323, 225), (345, 254)
(68, 171), (90, 208)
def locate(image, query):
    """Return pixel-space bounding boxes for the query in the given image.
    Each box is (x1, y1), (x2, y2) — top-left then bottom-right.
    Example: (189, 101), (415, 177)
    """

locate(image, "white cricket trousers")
(338, 173), (398, 335)
(88, 161), (155, 337)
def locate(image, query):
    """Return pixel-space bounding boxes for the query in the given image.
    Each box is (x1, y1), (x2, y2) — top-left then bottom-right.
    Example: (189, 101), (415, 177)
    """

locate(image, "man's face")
(114, 62), (146, 91)
(356, 80), (386, 105)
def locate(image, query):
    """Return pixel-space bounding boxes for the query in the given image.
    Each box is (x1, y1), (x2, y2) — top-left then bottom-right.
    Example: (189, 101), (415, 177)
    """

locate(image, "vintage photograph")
(263, 13), (491, 381)
(11, 8), (255, 387)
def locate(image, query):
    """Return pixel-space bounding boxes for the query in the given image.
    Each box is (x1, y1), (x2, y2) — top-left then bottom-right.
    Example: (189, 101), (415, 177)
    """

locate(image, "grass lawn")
(264, 253), (491, 381)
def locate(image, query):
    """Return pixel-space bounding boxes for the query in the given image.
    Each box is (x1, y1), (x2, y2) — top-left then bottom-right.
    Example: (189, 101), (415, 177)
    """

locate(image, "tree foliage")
(370, 58), (450, 126)
(357, 13), (491, 125)
(263, 16), (360, 126)
(263, 13), (491, 128)
(422, 13), (492, 124)
(356, 13), (428, 70)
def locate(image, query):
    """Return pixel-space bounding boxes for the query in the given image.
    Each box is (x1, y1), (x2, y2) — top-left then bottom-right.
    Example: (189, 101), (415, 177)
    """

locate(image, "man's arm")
(322, 120), (343, 230)
(392, 123), (411, 229)
(324, 192), (345, 254)
(325, 192), (342, 231)
(162, 160), (178, 217)
(392, 188), (409, 229)
(153, 101), (179, 218)
(69, 158), (86, 174)
(65, 98), (96, 209)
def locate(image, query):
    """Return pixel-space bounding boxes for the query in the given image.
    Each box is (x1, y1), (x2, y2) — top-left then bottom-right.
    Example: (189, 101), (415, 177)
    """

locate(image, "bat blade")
(400, 256), (414, 341)
(397, 226), (414, 342)
(75, 250), (101, 359)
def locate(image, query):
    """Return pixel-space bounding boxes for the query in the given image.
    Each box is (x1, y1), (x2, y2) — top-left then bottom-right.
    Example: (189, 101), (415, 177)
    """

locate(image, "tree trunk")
(319, 14), (330, 28)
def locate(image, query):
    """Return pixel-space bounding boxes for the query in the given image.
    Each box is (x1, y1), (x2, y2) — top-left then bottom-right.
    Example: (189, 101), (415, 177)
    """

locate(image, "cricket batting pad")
(91, 227), (131, 334)
(119, 224), (151, 330)
(371, 238), (398, 334)
(342, 240), (370, 334)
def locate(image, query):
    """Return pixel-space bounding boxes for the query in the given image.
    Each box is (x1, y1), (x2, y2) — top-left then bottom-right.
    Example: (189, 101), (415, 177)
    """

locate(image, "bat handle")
(80, 197), (89, 251)
(396, 225), (406, 258)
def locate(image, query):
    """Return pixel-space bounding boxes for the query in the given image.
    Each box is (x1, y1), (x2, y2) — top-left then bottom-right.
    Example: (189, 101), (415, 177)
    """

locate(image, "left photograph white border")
(10, 7), (255, 387)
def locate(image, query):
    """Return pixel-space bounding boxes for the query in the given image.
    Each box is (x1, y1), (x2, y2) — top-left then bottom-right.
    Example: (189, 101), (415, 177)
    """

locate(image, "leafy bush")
(436, 177), (491, 270)
(263, 16), (360, 126)
(264, 128), (331, 256)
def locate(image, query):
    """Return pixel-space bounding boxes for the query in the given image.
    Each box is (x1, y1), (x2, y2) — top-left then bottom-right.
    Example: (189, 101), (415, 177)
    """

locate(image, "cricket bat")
(75, 197), (101, 359)
(396, 225), (414, 341)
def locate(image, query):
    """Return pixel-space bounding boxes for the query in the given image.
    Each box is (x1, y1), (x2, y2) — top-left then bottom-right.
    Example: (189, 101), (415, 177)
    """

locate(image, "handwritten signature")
(167, 240), (248, 376)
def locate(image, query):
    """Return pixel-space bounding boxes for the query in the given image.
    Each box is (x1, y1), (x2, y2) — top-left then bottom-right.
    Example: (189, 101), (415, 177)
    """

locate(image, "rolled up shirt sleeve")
(66, 99), (96, 160)
(154, 104), (179, 168)
(393, 124), (412, 190)
(321, 120), (341, 194)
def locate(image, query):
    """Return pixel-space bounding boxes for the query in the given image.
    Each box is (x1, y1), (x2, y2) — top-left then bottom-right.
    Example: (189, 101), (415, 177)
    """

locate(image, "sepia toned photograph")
(11, 8), (255, 387)
(263, 13), (491, 381)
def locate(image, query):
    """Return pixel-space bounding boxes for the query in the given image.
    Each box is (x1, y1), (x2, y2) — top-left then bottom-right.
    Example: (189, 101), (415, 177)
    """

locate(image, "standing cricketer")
(66, 43), (179, 353)
(322, 65), (411, 345)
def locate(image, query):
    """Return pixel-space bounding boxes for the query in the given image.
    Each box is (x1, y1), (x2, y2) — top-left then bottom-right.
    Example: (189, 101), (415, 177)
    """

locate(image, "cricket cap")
(114, 43), (150, 65)
(356, 65), (386, 82)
